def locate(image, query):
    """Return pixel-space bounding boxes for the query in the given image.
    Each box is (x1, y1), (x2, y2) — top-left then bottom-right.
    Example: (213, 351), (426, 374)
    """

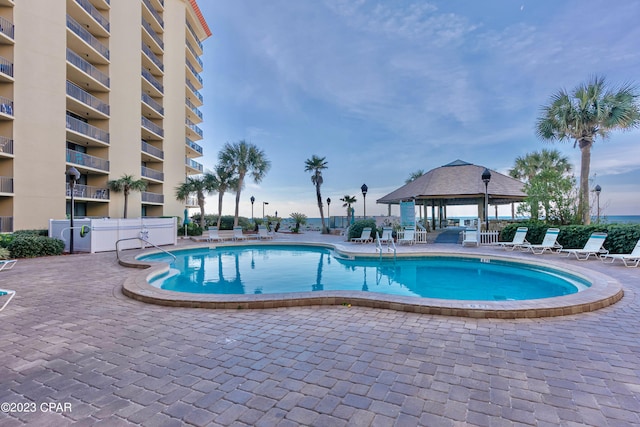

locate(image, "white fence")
(50, 217), (178, 253)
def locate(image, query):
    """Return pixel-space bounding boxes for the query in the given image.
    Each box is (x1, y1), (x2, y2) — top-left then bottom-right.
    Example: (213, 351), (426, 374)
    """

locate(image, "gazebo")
(376, 160), (527, 230)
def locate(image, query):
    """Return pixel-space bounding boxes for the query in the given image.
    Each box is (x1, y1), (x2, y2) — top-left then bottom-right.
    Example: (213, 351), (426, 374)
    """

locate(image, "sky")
(193, 0), (640, 220)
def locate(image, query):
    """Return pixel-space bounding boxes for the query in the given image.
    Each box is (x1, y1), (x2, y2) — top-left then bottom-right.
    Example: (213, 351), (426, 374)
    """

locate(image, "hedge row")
(0, 230), (65, 258)
(500, 222), (640, 254)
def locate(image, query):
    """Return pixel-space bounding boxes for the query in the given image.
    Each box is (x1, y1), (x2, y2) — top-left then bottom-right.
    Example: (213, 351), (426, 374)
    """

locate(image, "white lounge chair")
(559, 232), (608, 260)
(491, 227), (529, 251)
(0, 259), (16, 271)
(520, 228), (562, 254)
(206, 227), (225, 242)
(351, 227), (373, 243)
(397, 226), (415, 245)
(233, 226), (247, 241)
(379, 227), (393, 244)
(601, 238), (640, 267)
(257, 225), (274, 240)
(0, 288), (15, 311)
(462, 229), (478, 247)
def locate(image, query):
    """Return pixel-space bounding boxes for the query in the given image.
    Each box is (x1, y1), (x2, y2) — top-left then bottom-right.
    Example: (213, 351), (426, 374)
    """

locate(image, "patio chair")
(206, 226), (226, 242)
(462, 229), (479, 247)
(351, 227), (373, 244)
(0, 259), (16, 271)
(520, 228), (562, 254)
(397, 226), (415, 245)
(378, 227), (394, 244)
(491, 227), (529, 251)
(0, 288), (15, 312)
(601, 238), (640, 267)
(233, 226), (248, 241)
(559, 232), (608, 260)
(258, 225), (274, 240)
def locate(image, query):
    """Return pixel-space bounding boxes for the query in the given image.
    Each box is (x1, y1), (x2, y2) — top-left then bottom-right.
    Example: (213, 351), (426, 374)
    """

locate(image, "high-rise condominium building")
(0, 0), (211, 231)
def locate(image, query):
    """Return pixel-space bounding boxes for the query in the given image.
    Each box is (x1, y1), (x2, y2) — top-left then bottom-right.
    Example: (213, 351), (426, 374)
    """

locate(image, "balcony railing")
(185, 20), (203, 51)
(141, 116), (164, 137)
(186, 60), (203, 86)
(185, 158), (203, 172)
(0, 176), (13, 193)
(66, 115), (110, 144)
(142, 0), (164, 28)
(67, 49), (110, 87)
(74, 0), (110, 32)
(186, 137), (203, 155)
(141, 191), (164, 204)
(142, 92), (164, 116)
(185, 98), (203, 120)
(186, 119), (203, 137)
(0, 136), (12, 155)
(66, 149), (110, 171)
(185, 79), (203, 103)
(142, 43), (164, 72)
(0, 216), (12, 233)
(141, 140), (164, 159)
(141, 166), (164, 181)
(66, 15), (110, 60)
(0, 56), (13, 78)
(142, 67), (163, 93)
(141, 18), (164, 50)
(0, 96), (14, 116)
(0, 16), (14, 40)
(66, 81), (110, 115)
(185, 41), (204, 68)
(66, 183), (110, 199)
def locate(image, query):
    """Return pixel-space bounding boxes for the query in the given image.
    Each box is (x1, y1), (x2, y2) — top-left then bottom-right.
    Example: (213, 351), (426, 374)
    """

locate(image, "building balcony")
(70, 0), (110, 36)
(185, 157), (203, 175)
(0, 96), (13, 119)
(0, 56), (13, 82)
(0, 136), (13, 156)
(185, 98), (203, 123)
(66, 114), (110, 146)
(185, 20), (204, 55)
(142, 0), (164, 30)
(66, 48), (110, 91)
(185, 60), (203, 90)
(67, 14), (110, 64)
(185, 196), (198, 208)
(141, 140), (164, 160)
(185, 137), (203, 158)
(185, 79), (203, 106)
(142, 18), (163, 52)
(66, 183), (109, 200)
(141, 116), (164, 140)
(142, 43), (164, 74)
(142, 67), (163, 96)
(185, 40), (203, 72)
(66, 81), (110, 118)
(66, 149), (110, 172)
(185, 118), (203, 141)
(0, 16), (14, 44)
(141, 165), (164, 182)
(0, 216), (12, 233)
(142, 92), (164, 118)
(0, 176), (12, 194)
(0, 0), (15, 7)
(141, 191), (164, 204)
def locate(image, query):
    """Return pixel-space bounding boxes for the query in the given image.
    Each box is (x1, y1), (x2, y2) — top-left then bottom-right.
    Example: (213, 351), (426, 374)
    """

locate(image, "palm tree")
(536, 76), (640, 224)
(107, 174), (147, 218)
(175, 173), (218, 229)
(340, 195), (357, 225)
(509, 149), (572, 220)
(304, 155), (329, 233)
(405, 169), (425, 184)
(218, 141), (271, 227)
(212, 165), (238, 229)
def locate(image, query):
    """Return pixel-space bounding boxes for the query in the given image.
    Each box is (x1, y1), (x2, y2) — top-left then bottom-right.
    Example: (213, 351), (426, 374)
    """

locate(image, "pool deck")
(1, 231), (639, 426)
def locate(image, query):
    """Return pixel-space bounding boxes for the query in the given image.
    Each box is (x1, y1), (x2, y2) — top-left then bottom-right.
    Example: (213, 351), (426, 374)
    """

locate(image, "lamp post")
(361, 184), (368, 218)
(250, 196), (255, 221)
(66, 166), (81, 254)
(595, 185), (602, 223)
(481, 168), (491, 233)
(326, 197), (331, 217)
(262, 201), (269, 220)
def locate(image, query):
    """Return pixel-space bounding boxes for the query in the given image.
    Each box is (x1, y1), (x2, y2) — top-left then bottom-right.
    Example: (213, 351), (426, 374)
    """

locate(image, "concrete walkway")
(1, 232), (640, 426)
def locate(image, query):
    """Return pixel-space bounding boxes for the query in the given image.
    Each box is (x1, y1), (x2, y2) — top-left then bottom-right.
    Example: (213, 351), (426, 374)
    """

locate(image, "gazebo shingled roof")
(376, 160), (526, 206)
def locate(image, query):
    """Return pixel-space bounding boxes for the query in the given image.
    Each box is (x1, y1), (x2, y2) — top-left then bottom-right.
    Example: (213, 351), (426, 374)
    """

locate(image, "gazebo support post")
(431, 203), (436, 231)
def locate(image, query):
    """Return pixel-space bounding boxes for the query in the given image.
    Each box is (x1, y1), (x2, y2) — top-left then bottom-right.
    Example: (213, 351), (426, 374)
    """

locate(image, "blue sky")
(195, 0), (640, 219)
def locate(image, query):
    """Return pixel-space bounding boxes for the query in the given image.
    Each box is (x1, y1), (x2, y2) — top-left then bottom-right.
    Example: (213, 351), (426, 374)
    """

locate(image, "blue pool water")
(141, 245), (589, 301)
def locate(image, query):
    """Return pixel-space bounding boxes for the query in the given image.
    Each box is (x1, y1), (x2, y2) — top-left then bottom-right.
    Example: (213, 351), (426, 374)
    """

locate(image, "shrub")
(348, 219), (377, 240)
(178, 222), (203, 236)
(0, 247), (10, 259)
(0, 234), (14, 249)
(14, 229), (48, 236)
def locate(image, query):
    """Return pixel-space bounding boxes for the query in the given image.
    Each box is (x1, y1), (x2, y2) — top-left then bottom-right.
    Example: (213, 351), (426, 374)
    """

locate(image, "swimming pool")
(140, 245), (589, 301)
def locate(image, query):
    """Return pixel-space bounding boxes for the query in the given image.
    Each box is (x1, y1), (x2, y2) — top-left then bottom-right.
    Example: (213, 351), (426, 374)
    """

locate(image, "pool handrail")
(116, 233), (176, 263)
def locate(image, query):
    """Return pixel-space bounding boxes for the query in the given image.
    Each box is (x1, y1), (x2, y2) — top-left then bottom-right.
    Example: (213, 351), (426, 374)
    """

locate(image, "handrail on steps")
(116, 231), (176, 263)
(375, 232), (396, 261)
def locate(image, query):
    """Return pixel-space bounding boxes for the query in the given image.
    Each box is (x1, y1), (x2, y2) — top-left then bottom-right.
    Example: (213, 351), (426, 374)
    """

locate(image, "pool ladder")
(115, 230), (177, 263)
(375, 232), (396, 262)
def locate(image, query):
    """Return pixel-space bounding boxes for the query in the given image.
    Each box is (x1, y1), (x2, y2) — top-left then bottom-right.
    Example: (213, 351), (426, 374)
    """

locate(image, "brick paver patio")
(1, 232), (639, 426)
